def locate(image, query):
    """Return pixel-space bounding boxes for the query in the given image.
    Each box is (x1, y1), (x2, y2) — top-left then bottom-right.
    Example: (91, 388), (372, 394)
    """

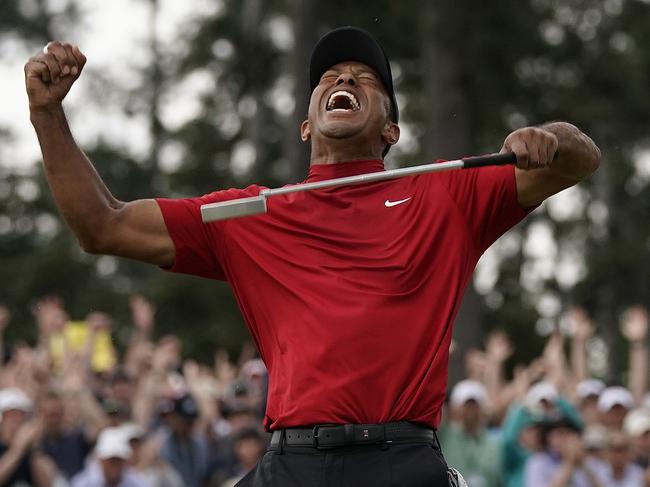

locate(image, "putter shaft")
(201, 153), (516, 223)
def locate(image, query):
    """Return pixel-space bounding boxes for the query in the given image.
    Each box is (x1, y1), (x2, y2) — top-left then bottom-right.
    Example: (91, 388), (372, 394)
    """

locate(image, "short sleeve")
(436, 165), (530, 254)
(156, 185), (264, 280)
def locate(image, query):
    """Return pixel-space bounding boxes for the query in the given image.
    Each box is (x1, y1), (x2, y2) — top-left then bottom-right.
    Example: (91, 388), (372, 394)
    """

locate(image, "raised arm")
(501, 122), (601, 208)
(25, 42), (174, 266)
(620, 305), (649, 404)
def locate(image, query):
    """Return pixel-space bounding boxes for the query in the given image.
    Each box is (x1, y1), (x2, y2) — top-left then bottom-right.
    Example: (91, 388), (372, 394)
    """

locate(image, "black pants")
(235, 439), (449, 487)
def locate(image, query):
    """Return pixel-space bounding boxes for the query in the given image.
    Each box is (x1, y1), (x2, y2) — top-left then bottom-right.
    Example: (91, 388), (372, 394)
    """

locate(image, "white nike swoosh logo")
(384, 197), (412, 207)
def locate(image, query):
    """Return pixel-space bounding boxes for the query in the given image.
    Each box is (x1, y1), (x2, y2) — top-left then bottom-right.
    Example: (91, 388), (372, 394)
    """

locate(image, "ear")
(381, 121), (400, 148)
(300, 120), (311, 142)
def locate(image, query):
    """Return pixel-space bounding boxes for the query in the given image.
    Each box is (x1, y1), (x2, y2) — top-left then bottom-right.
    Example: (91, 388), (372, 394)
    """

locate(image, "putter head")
(201, 195), (268, 223)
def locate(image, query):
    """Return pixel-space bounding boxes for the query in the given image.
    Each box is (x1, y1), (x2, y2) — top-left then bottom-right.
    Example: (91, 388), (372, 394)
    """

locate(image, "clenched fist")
(501, 126), (559, 170)
(24, 41), (86, 112)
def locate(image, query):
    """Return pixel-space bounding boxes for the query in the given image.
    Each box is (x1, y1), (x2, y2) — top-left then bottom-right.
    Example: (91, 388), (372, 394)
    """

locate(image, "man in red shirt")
(25, 26), (600, 486)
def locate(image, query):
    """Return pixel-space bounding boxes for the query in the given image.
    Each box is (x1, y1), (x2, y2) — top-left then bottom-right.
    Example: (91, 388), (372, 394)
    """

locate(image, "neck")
(309, 139), (383, 165)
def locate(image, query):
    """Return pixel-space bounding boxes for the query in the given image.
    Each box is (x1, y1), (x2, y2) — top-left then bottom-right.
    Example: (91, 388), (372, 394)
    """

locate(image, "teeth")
(326, 90), (361, 111)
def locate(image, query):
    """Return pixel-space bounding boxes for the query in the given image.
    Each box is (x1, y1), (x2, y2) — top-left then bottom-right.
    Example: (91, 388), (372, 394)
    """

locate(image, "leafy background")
(1, 0), (650, 383)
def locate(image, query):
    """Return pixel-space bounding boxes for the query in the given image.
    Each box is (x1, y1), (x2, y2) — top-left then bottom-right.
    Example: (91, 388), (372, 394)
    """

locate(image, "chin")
(321, 121), (364, 139)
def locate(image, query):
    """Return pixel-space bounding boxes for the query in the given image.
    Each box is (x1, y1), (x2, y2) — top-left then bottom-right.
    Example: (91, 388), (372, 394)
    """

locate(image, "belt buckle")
(311, 424), (341, 450)
(311, 425), (326, 449)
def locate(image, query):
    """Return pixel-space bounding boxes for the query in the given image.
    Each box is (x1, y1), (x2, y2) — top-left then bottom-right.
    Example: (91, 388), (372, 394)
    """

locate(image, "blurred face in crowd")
(579, 395), (601, 425)
(234, 436), (265, 471)
(459, 399), (482, 434)
(607, 431), (632, 471)
(229, 410), (259, 434)
(0, 409), (28, 439)
(602, 404), (628, 430)
(166, 413), (194, 437)
(110, 376), (134, 405)
(100, 457), (126, 486)
(519, 425), (542, 452)
(548, 426), (581, 456)
(632, 430), (650, 459)
(40, 395), (64, 434)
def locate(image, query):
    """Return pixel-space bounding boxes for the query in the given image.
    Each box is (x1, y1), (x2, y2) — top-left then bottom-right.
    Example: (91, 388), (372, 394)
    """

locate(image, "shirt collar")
(306, 159), (385, 182)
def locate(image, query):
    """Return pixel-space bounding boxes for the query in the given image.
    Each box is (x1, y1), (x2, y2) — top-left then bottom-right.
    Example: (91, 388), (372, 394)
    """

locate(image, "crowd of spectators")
(1, 297), (649, 486)
(441, 306), (650, 487)
(0, 296), (268, 487)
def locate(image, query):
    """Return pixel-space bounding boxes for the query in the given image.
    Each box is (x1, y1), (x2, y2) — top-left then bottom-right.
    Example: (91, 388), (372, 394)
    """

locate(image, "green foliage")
(2, 0), (650, 377)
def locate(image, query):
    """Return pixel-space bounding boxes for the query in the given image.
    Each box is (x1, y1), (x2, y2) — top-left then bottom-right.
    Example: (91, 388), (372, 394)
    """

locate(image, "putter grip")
(462, 152), (516, 168)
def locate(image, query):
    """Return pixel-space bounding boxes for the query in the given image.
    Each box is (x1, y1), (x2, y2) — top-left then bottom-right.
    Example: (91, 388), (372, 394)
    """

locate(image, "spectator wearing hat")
(524, 414), (602, 487)
(502, 379), (583, 487)
(581, 424), (609, 465)
(120, 422), (183, 487)
(72, 426), (140, 486)
(439, 380), (503, 487)
(0, 387), (57, 486)
(217, 427), (268, 487)
(576, 379), (606, 426)
(39, 389), (96, 480)
(590, 430), (645, 487)
(598, 386), (635, 431)
(623, 408), (650, 468)
(160, 394), (209, 487)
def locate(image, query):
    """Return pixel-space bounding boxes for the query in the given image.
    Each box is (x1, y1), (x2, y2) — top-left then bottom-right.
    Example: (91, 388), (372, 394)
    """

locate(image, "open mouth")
(326, 90), (361, 112)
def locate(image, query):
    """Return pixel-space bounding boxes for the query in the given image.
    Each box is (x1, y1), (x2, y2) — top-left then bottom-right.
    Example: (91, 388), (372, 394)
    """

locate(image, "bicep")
(103, 199), (175, 267)
(515, 167), (577, 208)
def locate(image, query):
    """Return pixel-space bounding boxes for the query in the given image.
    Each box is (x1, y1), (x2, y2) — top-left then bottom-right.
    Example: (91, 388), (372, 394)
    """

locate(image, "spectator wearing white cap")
(0, 387), (57, 486)
(71, 427), (140, 487)
(591, 430), (645, 487)
(120, 422), (183, 487)
(439, 380), (502, 487)
(524, 413), (603, 487)
(623, 408), (650, 468)
(576, 379), (606, 426)
(598, 386), (635, 430)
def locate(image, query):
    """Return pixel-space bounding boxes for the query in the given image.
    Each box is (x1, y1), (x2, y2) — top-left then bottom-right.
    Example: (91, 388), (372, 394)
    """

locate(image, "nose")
(335, 72), (356, 87)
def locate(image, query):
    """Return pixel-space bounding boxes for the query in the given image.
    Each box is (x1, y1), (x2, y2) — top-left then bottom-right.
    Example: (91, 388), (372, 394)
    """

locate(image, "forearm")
(541, 122), (601, 181)
(0, 446), (30, 482)
(571, 338), (588, 384)
(31, 106), (123, 251)
(31, 453), (57, 487)
(548, 461), (576, 487)
(629, 341), (648, 403)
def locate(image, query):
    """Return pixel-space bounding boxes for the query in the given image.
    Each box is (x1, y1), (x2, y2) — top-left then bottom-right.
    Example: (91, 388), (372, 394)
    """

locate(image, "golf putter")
(201, 152), (517, 223)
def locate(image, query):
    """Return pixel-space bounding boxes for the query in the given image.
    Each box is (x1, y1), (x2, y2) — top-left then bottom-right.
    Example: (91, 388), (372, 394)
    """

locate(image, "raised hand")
(24, 41), (87, 112)
(32, 296), (67, 337)
(543, 332), (565, 363)
(86, 311), (113, 332)
(485, 330), (513, 363)
(566, 307), (593, 342)
(130, 295), (156, 334)
(13, 418), (43, 453)
(501, 126), (559, 171)
(621, 305), (648, 343)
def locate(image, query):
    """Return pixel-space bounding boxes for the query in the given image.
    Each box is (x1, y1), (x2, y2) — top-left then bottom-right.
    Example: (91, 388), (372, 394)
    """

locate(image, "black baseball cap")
(309, 26), (399, 126)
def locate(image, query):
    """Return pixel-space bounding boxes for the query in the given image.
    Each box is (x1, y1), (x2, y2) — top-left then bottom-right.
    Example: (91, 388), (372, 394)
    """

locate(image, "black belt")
(270, 422), (435, 450)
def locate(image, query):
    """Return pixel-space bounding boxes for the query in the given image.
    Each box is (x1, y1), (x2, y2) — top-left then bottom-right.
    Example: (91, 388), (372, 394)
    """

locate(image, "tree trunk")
(419, 2), (482, 387)
(286, 0), (320, 180)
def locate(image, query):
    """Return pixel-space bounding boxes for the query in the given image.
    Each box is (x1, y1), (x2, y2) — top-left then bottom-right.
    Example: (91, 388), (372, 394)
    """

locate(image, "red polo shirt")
(156, 160), (528, 430)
